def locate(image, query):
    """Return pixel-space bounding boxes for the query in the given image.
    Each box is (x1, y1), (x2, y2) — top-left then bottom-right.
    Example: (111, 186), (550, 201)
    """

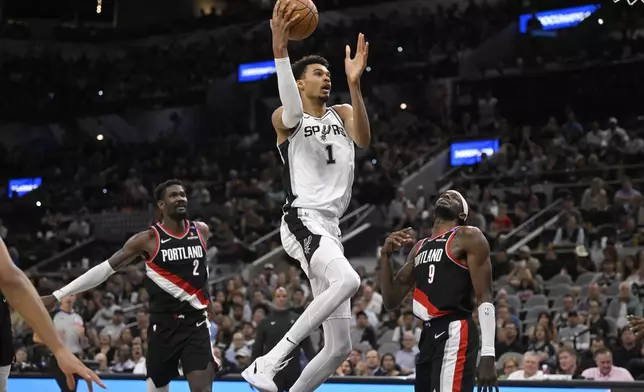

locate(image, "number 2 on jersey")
(193, 259), (199, 276)
(428, 264), (435, 284)
(325, 145), (336, 164)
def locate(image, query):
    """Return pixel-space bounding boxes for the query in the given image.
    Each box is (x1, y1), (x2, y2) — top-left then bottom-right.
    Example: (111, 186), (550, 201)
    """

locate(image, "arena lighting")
(397, 46), (403, 52)
(238, 60), (276, 83)
(97, 134), (104, 141)
(400, 103), (407, 110)
(598, 18), (604, 24)
(518, 4), (601, 34)
(36, 201), (42, 207)
(98, 89), (104, 96)
(96, 0), (102, 13)
(365, 66), (371, 72)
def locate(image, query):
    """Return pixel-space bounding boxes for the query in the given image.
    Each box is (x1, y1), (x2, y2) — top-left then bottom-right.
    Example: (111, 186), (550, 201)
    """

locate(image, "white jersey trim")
(144, 264), (207, 310)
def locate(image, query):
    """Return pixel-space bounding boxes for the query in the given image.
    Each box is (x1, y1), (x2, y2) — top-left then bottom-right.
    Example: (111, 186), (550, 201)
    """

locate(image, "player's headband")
(449, 190), (469, 221)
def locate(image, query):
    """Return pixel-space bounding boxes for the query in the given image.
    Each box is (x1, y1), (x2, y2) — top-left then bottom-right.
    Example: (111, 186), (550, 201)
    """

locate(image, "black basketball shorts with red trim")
(147, 311), (215, 388)
(415, 313), (478, 392)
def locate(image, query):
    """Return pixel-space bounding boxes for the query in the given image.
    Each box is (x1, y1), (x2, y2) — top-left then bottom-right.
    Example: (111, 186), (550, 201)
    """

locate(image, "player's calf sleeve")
(0, 365), (10, 392)
(290, 319), (352, 392)
(146, 378), (170, 392)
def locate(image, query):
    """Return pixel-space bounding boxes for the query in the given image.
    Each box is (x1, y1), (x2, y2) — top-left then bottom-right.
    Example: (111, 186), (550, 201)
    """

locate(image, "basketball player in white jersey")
(242, 2), (370, 392)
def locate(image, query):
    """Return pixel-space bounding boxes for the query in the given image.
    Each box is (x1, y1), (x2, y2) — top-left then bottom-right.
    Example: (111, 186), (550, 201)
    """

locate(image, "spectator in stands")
(507, 259), (540, 294)
(607, 282), (643, 329)
(353, 311), (378, 349)
(131, 344), (146, 375)
(527, 325), (556, 362)
(507, 352), (544, 380)
(378, 353), (400, 377)
(112, 344), (135, 373)
(93, 332), (116, 364)
(225, 332), (248, 366)
(91, 292), (120, 328)
(490, 203), (514, 237)
(555, 346), (582, 378)
(594, 259), (619, 292)
(580, 336), (607, 371)
(290, 287), (307, 314)
(235, 347), (252, 372)
(335, 360), (354, 376)
(101, 308), (126, 343)
(517, 246), (541, 276)
(364, 349), (383, 376)
(581, 178), (609, 212)
(130, 309), (149, 338)
(526, 311), (558, 342)
(392, 311), (422, 346)
(553, 215), (585, 247)
(613, 327), (642, 369)
(500, 355), (520, 379)
(585, 300), (611, 339)
(559, 309), (590, 351)
(66, 214), (90, 242)
(351, 298), (378, 328)
(361, 284), (383, 318)
(614, 177), (642, 213)
(581, 348), (634, 381)
(496, 322), (524, 357)
(468, 204), (487, 233)
(579, 284), (607, 313)
(395, 331), (419, 375)
(95, 353), (112, 374)
(10, 348), (37, 373)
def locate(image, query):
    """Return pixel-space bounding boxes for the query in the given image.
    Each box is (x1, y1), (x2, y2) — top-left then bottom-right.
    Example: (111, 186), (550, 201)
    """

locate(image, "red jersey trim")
(413, 287), (451, 318)
(145, 226), (161, 263)
(157, 219), (191, 239)
(445, 229), (468, 270)
(146, 260), (209, 305)
(194, 222), (208, 250)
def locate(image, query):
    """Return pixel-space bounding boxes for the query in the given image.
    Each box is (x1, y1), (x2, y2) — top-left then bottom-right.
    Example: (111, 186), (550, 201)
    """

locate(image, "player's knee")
(328, 260), (360, 296)
(328, 337), (352, 362)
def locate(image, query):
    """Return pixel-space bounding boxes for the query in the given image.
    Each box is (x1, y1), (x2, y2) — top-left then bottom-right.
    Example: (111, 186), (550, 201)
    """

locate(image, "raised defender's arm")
(271, 0), (303, 138)
(379, 228), (416, 310)
(44, 230), (154, 307)
(0, 239), (105, 391)
(462, 226), (498, 390)
(335, 33), (371, 148)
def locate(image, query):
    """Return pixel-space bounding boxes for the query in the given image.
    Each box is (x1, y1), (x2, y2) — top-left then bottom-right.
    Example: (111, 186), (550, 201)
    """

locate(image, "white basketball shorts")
(280, 208), (351, 319)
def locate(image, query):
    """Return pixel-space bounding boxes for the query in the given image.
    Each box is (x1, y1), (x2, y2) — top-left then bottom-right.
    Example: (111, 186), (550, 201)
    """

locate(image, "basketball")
(283, 0), (318, 41)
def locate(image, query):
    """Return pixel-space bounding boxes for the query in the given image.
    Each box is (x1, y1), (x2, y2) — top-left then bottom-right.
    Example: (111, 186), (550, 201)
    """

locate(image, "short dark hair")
(292, 55), (330, 80)
(594, 347), (612, 357)
(154, 179), (183, 201)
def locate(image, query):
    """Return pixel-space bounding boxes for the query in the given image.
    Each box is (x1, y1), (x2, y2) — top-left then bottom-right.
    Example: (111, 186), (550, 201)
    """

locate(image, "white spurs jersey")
(277, 107), (355, 218)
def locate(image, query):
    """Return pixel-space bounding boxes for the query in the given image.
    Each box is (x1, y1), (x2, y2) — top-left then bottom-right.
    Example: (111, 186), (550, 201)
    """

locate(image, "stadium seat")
(377, 329), (395, 345)
(575, 272), (598, 286)
(523, 294), (548, 309)
(378, 342), (400, 357)
(548, 284), (573, 298)
(524, 306), (550, 324)
(506, 295), (521, 313)
(605, 316), (618, 338)
(547, 275), (573, 287)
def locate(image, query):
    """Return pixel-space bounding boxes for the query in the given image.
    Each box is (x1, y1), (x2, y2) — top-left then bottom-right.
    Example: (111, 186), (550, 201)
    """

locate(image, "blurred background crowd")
(2, 0), (644, 385)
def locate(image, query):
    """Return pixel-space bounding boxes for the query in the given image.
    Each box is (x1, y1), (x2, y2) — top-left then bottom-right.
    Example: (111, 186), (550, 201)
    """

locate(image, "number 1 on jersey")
(325, 145), (336, 164)
(428, 264), (435, 284)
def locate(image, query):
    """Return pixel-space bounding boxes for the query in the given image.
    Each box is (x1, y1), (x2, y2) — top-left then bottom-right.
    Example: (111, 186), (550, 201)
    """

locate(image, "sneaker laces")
(273, 357), (293, 372)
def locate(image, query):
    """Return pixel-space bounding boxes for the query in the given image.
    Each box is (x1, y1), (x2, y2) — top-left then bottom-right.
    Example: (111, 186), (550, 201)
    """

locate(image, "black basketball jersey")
(145, 220), (210, 315)
(411, 226), (474, 321)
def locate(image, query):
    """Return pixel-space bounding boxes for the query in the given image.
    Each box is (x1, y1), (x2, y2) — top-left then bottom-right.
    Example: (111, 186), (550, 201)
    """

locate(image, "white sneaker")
(242, 356), (292, 392)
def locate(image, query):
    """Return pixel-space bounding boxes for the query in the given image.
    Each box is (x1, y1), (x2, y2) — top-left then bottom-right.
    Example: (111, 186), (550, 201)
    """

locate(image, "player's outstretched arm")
(271, 0), (303, 130)
(0, 239), (105, 391)
(336, 33), (371, 148)
(462, 226), (498, 392)
(379, 228), (415, 310)
(42, 229), (154, 310)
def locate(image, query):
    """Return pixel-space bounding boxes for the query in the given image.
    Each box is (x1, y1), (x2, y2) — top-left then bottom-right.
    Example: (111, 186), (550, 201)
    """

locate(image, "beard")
(434, 205), (459, 221)
(168, 210), (187, 221)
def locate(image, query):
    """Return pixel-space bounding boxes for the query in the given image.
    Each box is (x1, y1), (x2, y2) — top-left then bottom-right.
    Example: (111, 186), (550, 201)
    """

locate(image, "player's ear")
(296, 79), (305, 90)
(458, 212), (468, 222)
